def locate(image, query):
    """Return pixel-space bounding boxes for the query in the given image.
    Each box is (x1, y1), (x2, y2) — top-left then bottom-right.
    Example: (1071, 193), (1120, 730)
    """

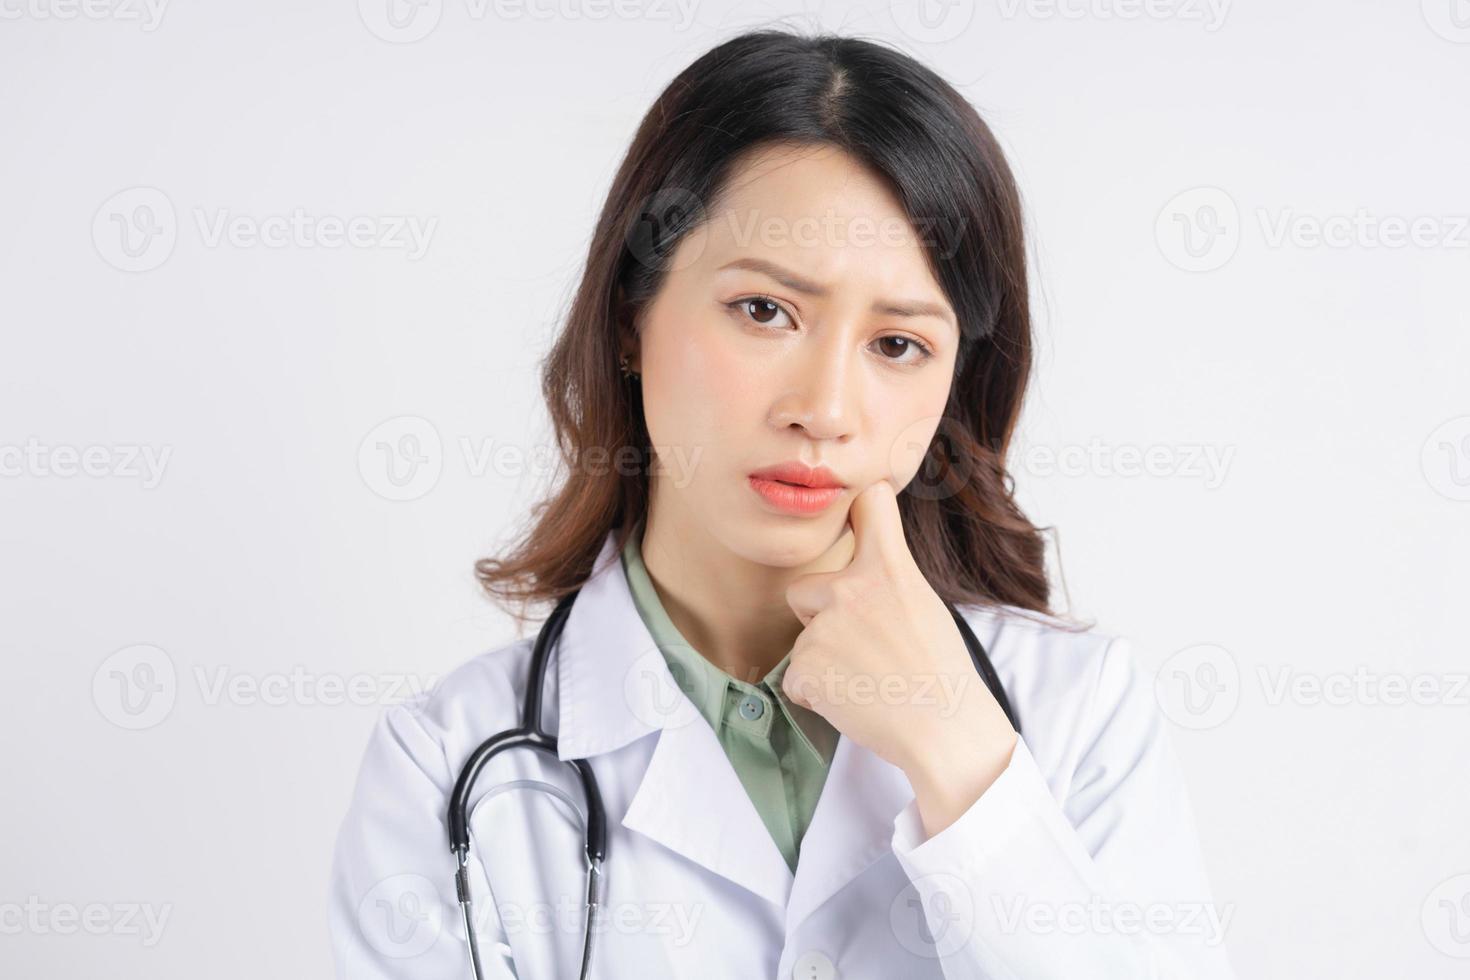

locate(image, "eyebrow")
(717, 257), (957, 331)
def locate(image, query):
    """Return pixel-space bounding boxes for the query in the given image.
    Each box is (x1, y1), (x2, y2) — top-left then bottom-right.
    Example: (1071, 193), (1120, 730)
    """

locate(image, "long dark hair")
(477, 28), (1060, 628)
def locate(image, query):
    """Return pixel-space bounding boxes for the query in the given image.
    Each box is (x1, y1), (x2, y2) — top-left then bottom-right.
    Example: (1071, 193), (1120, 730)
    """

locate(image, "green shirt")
(620, 527), (839, 872)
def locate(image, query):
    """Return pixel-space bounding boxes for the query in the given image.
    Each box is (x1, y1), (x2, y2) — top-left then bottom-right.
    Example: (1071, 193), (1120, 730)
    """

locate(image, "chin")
(724, 518), (838, 569)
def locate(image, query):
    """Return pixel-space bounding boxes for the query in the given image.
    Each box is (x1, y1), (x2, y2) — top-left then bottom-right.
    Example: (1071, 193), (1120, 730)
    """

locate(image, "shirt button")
(738, 694), (765, 721)
(791, 950), (836, 980)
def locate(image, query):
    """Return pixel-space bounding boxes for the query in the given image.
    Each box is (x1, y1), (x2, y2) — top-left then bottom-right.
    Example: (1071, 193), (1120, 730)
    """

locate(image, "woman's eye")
(729, 296), (792, 329)
(726, 296), (933, 365)
(874, 335), (934, 364)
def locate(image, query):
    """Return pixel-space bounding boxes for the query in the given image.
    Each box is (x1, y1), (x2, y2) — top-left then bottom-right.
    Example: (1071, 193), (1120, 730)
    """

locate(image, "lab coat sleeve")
(888, 635), (1237, 979)
(328, 698), (517, 979)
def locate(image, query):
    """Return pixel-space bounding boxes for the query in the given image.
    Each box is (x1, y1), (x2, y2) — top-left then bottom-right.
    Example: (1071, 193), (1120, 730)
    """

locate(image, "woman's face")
(631, 143), (961, 567)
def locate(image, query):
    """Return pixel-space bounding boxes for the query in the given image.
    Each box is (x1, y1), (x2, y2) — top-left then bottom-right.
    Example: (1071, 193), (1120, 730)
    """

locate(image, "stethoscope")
(447, 586), (1020, 980)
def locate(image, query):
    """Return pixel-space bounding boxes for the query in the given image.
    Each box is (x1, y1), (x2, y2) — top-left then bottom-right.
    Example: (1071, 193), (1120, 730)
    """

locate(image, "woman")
(329, 28), (1236, 979)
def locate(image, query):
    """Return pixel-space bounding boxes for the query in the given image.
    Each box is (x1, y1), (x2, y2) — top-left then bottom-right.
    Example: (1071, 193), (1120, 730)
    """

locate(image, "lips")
(747, 461), (846, 489)
(747, 461), (847, 516)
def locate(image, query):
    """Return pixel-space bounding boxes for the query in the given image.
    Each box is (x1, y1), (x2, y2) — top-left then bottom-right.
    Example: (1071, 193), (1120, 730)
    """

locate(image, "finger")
(785, 570), (840, 627)
(848, 478), (906, 570)
(783, 525), (857, 626)
(781, 660), (814, 709)
(822, 522), (856, 569)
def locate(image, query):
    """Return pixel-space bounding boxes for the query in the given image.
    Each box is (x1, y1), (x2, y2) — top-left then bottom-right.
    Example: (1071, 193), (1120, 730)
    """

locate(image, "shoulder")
(351, 634), (541, 788)
(954, 599), (1126, 694)
(328, 635), (545, 968)
(954, 601), (1163, 788)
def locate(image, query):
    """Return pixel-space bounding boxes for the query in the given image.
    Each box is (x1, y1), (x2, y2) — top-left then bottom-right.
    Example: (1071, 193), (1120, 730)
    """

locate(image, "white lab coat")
(329, 530), (1237, 979)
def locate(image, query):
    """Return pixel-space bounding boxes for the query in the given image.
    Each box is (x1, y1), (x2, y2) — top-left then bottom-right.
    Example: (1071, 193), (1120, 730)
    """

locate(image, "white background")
(2, 1), (1467, 977)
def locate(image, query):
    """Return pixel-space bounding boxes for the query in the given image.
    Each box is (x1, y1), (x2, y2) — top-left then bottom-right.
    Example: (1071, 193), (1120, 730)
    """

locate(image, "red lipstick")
(747, 462), (846, 516)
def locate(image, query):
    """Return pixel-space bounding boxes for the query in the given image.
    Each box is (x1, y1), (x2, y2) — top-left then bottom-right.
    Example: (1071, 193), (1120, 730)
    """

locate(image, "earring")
(619, 352), (640, 380)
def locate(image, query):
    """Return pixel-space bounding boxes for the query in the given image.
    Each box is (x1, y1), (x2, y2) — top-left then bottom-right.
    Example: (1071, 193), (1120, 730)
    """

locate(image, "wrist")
(902, 726), (1017, 839)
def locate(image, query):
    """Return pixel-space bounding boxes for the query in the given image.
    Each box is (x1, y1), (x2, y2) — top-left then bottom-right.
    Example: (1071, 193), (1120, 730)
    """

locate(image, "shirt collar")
(618, 526), (838, 768)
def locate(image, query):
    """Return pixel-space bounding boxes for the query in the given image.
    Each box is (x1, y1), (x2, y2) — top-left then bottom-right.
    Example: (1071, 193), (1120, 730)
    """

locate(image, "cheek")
(641, 313), (759, 452)
(881, 384), (953, 486)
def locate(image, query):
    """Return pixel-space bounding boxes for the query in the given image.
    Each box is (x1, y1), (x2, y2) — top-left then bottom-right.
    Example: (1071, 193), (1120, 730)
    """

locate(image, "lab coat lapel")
(784, 734), (916, 933)
(622, 707), (794, 908)
(554, 530), (794, 909)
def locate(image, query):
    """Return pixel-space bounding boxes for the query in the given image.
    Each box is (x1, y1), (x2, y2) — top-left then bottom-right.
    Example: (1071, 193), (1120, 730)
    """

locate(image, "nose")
(766, 329), (859, 442)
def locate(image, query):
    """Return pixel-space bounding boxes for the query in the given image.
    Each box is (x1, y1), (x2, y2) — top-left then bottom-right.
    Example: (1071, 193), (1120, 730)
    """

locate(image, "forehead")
(692, 143), (943, 293)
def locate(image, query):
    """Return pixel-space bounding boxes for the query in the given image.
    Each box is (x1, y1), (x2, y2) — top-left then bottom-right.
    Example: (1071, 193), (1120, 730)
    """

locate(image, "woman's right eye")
(726, 295), (794, 329)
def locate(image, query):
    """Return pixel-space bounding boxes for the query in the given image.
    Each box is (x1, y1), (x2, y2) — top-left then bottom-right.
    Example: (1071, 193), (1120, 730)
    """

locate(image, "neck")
(636, 505), (852, 683)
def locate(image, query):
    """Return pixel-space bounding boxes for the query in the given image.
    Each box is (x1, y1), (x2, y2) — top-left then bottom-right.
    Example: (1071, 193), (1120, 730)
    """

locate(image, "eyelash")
(723, 294), (936, 364)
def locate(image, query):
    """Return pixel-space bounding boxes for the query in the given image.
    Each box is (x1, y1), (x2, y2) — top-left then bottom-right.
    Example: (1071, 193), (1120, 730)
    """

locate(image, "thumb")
(847, 478), (906, 570)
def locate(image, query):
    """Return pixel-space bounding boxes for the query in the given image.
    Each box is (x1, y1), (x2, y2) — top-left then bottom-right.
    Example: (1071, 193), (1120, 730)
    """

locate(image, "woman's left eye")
(873, 335), (934, 364)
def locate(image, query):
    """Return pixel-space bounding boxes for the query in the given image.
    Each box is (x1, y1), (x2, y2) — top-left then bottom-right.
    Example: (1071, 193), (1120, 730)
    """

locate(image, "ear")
(616, 328), (641, 375)
(612, 288), (643, 369)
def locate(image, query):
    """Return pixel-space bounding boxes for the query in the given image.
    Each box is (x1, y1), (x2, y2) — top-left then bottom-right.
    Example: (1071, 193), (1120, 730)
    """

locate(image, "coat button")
(791, 950), (836, 980)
